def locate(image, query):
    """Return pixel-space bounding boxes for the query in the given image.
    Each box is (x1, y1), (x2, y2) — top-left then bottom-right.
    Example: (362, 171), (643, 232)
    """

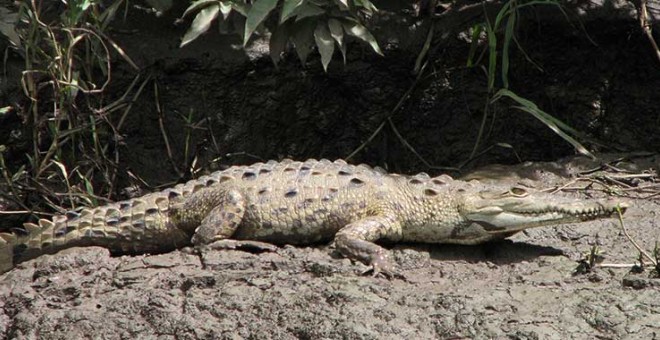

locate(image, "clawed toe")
(360, 264), (406, 280)
(359, 254), (406, 280)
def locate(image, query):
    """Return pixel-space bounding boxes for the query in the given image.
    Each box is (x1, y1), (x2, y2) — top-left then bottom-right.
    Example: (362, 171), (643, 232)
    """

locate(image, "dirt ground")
(1, 2), (660, 339)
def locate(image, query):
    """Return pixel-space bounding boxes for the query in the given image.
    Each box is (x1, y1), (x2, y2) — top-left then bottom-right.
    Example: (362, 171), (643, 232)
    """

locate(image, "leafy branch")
(179, 0), (382, 71)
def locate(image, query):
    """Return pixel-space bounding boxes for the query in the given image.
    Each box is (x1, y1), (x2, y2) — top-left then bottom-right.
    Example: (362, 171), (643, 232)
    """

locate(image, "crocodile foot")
(360, 253), (406, 280)
(208, 239), (279, 253)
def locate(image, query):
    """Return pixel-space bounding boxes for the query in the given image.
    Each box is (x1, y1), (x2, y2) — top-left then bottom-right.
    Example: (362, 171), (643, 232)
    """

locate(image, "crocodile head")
(458, 185), (628, 235)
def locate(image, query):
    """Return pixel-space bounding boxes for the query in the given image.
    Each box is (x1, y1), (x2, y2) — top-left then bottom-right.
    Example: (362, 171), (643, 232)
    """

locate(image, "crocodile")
(0, 159), (628, 275)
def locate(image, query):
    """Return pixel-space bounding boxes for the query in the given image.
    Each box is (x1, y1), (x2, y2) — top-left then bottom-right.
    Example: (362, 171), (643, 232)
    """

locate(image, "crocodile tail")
(0, 220), (56, 274)
(0, 231), (17, 274)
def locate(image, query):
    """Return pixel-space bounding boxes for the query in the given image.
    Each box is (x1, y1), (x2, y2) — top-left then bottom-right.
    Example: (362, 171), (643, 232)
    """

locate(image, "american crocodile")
(0, 159), (628, 275)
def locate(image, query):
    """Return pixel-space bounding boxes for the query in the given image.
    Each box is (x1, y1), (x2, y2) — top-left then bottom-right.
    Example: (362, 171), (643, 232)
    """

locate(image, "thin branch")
(617, 205), (658, 267)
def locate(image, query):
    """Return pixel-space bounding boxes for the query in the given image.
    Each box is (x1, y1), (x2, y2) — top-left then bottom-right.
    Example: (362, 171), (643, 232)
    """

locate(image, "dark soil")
(1, 2), (659, 339)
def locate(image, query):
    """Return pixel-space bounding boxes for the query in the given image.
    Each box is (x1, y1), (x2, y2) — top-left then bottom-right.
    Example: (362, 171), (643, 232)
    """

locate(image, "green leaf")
(244, 0), (279, 46)
(231, 2), (251, 16)
(98, 0), (124, 30)
(280, 0), (304, 23)
(270, 23), (290, 65)
(84, 176), (95, 196)
(354, 0), (378, 13)
(291, 19), (316, 65)
(52, 160), (69, 182)
(308, 0), (331, 6)
(342, 21), (382, 55)
(338, 40), (347, 64)
(314, 22), (335, 71)
(413, 21), (434, 74)
(180, 4), (220, 47)
(494, 0), (512, 29)
(182, 0), (219, 18)
(327, 18), (343, 47)
(11, 165), (26, 182)
(333, 0), (349, 10)
(492, 89), (595, 159)
(0, 8), (20, 48)
(485, 17), (496, 91)
(292, 2), (325, 21)
(68, 72), (80, 99)
(328, 19), (345, 63)
(502, 11), (516, 89)
(219, 1), (232, 19)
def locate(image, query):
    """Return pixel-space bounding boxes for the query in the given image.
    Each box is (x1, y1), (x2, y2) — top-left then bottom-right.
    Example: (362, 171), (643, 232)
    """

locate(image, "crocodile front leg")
(334, 215), (403, 276)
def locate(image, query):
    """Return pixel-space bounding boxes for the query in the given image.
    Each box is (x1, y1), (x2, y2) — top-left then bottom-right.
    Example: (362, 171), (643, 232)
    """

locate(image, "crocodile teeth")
(516, 205), (617, 218)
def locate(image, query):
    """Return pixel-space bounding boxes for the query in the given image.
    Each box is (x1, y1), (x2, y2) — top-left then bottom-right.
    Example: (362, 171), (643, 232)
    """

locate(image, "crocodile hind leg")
(189, 189), (277, 252)
(190, 189), (246, 245)
(334, 214), (403, 277)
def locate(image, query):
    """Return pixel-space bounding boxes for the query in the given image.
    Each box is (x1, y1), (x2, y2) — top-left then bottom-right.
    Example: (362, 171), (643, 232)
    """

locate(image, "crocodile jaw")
(462, 196), (628, 234)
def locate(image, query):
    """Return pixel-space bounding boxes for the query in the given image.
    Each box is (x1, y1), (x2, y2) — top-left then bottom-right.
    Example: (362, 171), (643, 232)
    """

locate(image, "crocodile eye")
(509, 187), (528, 197)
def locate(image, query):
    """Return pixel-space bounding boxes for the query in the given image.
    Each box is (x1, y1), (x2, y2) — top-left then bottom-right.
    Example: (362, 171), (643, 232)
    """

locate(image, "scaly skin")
(0, 159), (628, 275)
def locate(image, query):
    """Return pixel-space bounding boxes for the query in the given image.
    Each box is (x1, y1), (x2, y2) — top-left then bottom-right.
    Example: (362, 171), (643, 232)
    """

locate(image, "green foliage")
(181, 2), (221, 45)
(244, 0), (278, 45)
(467, 0), (594, 158)
(468, 0), (560, 91)
(1, 1), (137, 213)
(492, 89), (594, 158)
(180, 0), (382, 71)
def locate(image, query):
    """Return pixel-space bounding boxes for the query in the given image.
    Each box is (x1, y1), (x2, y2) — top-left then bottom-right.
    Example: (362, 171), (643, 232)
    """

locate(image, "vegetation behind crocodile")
(0, 159), (628, 275)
